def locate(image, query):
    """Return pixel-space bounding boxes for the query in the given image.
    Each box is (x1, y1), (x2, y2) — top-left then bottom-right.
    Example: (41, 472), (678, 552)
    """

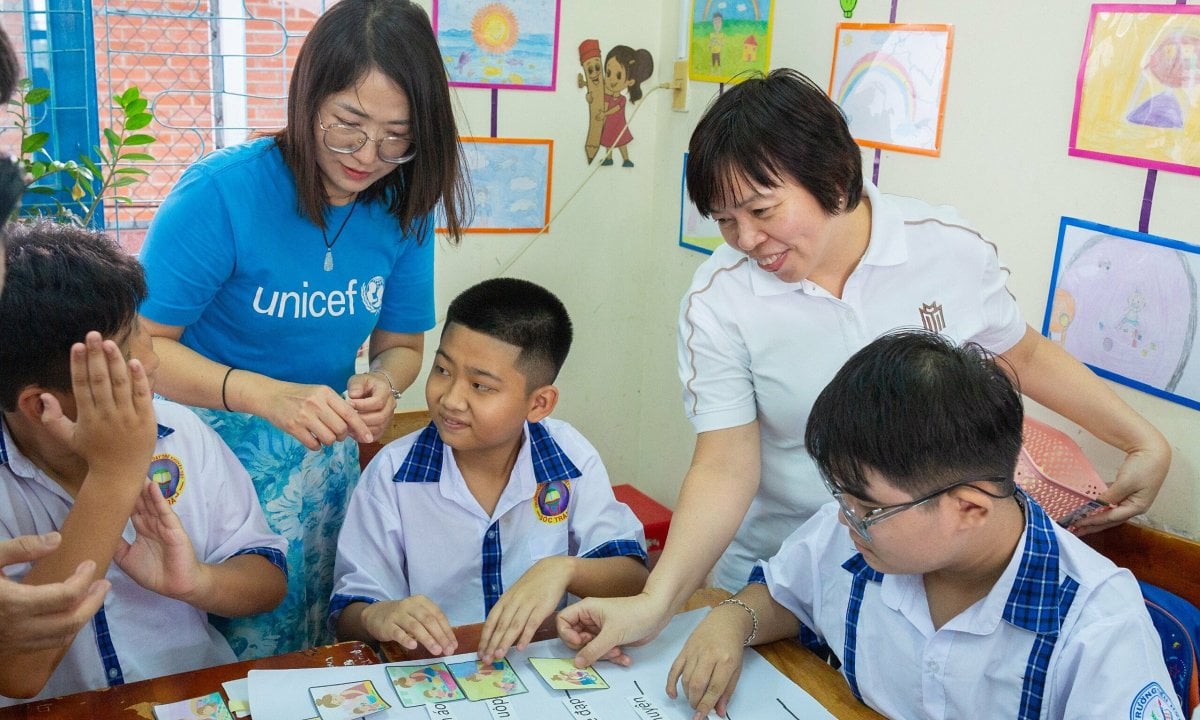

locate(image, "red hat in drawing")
(579, 39), (601, 62)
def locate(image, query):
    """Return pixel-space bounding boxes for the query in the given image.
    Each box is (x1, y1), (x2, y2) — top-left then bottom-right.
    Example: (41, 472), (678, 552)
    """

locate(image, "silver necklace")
(322, 195), (359, 272)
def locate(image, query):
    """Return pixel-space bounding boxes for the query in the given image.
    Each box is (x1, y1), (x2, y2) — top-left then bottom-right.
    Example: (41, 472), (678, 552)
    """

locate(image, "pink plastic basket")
(1014, 418), (1110, 526)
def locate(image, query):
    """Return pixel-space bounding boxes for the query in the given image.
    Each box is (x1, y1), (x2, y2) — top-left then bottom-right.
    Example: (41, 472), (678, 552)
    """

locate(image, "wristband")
(221, 366), (235, 412)
(717, 597), (758, 646)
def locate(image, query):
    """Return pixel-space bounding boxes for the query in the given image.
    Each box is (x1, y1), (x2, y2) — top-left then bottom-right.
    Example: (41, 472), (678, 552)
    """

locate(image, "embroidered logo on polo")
(251, 276), (386, 319)
(534, 480), (571, 524)
(149, 454), (185, 505)
(919, 302), (946, 333)
(1130, 681), (1179, 719)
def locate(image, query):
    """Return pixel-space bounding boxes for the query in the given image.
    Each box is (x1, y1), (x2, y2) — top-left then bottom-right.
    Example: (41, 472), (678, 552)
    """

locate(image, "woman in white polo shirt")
(556, 68), (1171, 667)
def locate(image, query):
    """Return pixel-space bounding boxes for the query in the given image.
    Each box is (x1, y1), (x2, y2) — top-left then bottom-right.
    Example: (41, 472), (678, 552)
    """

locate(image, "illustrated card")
(308, 680), (390, 720)
(220, 678), (249, 717)
(446, 658), (528, 701)
(152, 692), (234, 720)
(386, 663), (466, 707)
(527, 657), (609, 690)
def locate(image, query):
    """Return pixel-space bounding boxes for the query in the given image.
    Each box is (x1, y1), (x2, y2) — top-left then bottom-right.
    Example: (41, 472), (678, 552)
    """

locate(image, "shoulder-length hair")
(274, 0), (470, 243)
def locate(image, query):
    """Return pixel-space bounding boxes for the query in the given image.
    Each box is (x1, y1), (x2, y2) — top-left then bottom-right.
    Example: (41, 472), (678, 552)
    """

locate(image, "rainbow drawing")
(836, 51), (917, 122)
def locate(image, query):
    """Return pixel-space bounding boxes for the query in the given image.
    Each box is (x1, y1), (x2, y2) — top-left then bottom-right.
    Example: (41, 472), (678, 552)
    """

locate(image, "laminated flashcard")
(387, 663), (466, 707)
(527, 657), (609, 690)
(152, 692), (234, 720)
(308, 680), (390, 719)
(447, 659), (528, 701)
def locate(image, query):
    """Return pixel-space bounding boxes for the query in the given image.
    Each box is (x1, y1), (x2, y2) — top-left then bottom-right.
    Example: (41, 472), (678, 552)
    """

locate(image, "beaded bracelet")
(717, 597), (759, 646)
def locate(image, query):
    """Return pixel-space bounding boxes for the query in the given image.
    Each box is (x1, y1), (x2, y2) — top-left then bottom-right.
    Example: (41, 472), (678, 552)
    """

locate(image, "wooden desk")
(0, 642), (378, 720)
(384, 591), (885, 720)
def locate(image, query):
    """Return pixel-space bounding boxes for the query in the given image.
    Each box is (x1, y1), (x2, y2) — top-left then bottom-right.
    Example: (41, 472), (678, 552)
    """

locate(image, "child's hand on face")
(39, 332), (156, 483)
(361, 596), (457, 656)
(478, 556), (573, 663)
(113, 480), (207, 602)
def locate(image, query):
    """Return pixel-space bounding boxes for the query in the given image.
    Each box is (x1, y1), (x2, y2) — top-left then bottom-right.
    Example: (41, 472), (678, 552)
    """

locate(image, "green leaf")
(103, 127), (120, 150)
(114, 167), (149, 176)
(112, 176), (140, 187)
(28, 186), (55, 195)
(124, 134), (156, 146)
(124, 113), (153, 131)
(21, 131), (49, 154)
(113, 196), (133, 204)
(80, 156), (102, 178)
(23, 87), (50, 105)
(125, 98), (148, 115)
(118, 152), (156, 162)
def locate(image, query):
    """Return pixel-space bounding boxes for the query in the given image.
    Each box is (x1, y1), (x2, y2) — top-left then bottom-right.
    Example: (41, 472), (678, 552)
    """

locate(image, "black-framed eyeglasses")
(319, 120), (415, 164)
(823, 475), (1014, 543)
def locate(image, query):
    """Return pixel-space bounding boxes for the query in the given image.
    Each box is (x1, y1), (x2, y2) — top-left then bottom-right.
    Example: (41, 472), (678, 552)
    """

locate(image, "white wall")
(403, 1), (1199, 538)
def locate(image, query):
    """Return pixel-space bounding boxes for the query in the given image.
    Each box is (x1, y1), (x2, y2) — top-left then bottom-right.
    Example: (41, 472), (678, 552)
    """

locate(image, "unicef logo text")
(252, 277), (385, 319)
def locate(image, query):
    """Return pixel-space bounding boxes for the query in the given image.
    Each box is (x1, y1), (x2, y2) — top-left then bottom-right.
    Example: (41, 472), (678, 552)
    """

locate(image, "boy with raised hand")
(668, 330), (1180, 720)
(0, 221), (286, 704)
(332, 278), (648, 661)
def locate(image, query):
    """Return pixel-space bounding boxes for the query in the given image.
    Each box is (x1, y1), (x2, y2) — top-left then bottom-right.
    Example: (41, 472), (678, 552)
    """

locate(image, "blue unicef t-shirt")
(139, 137), (435, 389)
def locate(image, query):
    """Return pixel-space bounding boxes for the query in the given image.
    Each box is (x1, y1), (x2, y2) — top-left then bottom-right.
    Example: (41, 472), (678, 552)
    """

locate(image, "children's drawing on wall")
(689, 0), (775, 84)
(438, 137), (552, 233)
(1070, 5), (1200, 177)
(577, 39), (605, 162)
(596, 45), (653, 168)
(678, 152), (724, 255)
(1042, 217), (1200, 411)
(828, 23), (954, 156)
(434, 0), (561, 91)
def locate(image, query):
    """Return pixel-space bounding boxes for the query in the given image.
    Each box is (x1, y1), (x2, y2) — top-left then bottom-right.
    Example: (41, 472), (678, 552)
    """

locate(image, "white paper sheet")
(248, 609), (837, 719)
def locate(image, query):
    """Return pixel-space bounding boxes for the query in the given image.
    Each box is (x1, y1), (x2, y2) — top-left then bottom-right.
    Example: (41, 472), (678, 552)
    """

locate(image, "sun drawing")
(471, 3), (520, 54)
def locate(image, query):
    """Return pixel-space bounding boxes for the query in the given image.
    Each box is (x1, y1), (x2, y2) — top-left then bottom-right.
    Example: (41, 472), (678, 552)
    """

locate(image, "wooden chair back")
(1082, 522), (1200, 607)
(358, 409), (431, 470)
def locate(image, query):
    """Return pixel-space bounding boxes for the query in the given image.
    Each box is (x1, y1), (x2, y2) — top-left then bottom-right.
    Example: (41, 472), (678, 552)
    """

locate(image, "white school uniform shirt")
(330, 418), (647, 627)
(757, 496), (1182, 720)
(0, 399), (286, 707)
(677, 181), (1030, 591)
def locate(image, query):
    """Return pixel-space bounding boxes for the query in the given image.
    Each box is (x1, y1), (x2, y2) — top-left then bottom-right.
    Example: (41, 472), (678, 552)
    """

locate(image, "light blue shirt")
(139, 137), (434, 389)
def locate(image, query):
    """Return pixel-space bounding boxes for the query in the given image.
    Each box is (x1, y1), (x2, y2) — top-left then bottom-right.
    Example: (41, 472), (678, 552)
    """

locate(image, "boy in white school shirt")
(669, 329), (1180, 720)
(0, 222), (287, 705)
(332, 278), (648, 661)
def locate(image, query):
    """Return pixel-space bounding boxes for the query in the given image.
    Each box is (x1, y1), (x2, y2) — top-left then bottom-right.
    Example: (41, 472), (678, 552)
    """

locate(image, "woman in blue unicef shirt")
(138, 0), (470, 658)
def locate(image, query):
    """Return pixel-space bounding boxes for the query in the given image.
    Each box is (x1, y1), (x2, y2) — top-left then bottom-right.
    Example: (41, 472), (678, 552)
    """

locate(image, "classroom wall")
(401, 0), (1200, 539)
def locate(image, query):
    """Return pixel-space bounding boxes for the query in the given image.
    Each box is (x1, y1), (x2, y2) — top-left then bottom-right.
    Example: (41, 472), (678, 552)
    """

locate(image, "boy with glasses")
(668, 329), (1179, 720)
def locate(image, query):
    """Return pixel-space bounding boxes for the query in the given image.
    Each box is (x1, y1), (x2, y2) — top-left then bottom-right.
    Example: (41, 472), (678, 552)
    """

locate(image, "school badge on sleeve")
(149, 453), (185, 504)
(533, 480), (570, 524)
(1130, 681), (1181, 719)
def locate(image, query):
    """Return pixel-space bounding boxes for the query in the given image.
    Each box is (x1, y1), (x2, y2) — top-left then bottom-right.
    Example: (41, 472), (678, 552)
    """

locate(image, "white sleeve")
(1050, 603), (1184, 719)
(761, 503), (847, 640)
(972, 240), (1028, 355)
(564, 433), (647, 562)
(330, 454), (411, 613)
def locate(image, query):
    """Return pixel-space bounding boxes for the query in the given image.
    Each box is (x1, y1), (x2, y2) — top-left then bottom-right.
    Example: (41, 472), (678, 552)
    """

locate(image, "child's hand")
(40, 332), (156, 481)
(113, 480), (206, 602)
(361, 596), (457, 656)
(478, 556), (572, 663)
(665, 605), (748, 720)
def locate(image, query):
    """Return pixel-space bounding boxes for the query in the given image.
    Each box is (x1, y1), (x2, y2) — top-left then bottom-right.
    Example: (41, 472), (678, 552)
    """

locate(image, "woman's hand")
(345, 371), (397, 441)
(556, 593), (674, 668)
(261, 379), (374, 449)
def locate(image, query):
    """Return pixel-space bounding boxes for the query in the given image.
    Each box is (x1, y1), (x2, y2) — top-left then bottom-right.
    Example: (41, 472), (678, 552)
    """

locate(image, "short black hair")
(443, 278), (572, 390)
(805, 329), (1023, 499)
(0, 221), (147, 410)
(686, 68), (863, 218)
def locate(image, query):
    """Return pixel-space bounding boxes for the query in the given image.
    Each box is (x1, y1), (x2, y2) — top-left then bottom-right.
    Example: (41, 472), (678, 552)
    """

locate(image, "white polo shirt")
(0, 399), (287, 707)
(677, 181), (1029, 590)
(758, 498), (1182, 720)
(330, 418), (647, 627)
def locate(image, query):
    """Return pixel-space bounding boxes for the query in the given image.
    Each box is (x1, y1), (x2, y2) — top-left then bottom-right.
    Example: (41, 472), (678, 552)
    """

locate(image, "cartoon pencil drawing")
(577, 38), (606, 162)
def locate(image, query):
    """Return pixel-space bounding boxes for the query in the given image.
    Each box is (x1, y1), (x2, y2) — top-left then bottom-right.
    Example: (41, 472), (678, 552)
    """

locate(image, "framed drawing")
(1069, 4), (1200, 176)
(433, 0), (561, 91)
(1042, 217), (1200, 411)
(688, 0), (775, 84)
(828, 23), (954, 156)
(678, 153), (723, 255)
(445, 137), (552, 234)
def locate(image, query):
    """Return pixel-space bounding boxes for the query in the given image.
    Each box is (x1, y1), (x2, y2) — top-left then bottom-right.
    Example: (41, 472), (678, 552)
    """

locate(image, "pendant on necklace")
(324, 249), (334, 272)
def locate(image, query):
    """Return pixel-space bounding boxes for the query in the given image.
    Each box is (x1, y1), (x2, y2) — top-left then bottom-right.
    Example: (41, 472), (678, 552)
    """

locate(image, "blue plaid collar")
(1001, 491), (1067, 634)
(0, 416), (173, 466)
(395, 420), (582, 484)
(842, 552), (885, 582)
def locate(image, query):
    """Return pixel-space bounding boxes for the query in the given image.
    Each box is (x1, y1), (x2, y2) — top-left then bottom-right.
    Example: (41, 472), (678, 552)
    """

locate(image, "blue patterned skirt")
(190, 407), (359, 659)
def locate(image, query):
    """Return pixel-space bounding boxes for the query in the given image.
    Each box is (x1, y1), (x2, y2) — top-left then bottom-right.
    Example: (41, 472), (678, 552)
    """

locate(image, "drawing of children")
(709, 13), (725, 70)
(552, 669), (599, 686)
(599, 45), (654, 167)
